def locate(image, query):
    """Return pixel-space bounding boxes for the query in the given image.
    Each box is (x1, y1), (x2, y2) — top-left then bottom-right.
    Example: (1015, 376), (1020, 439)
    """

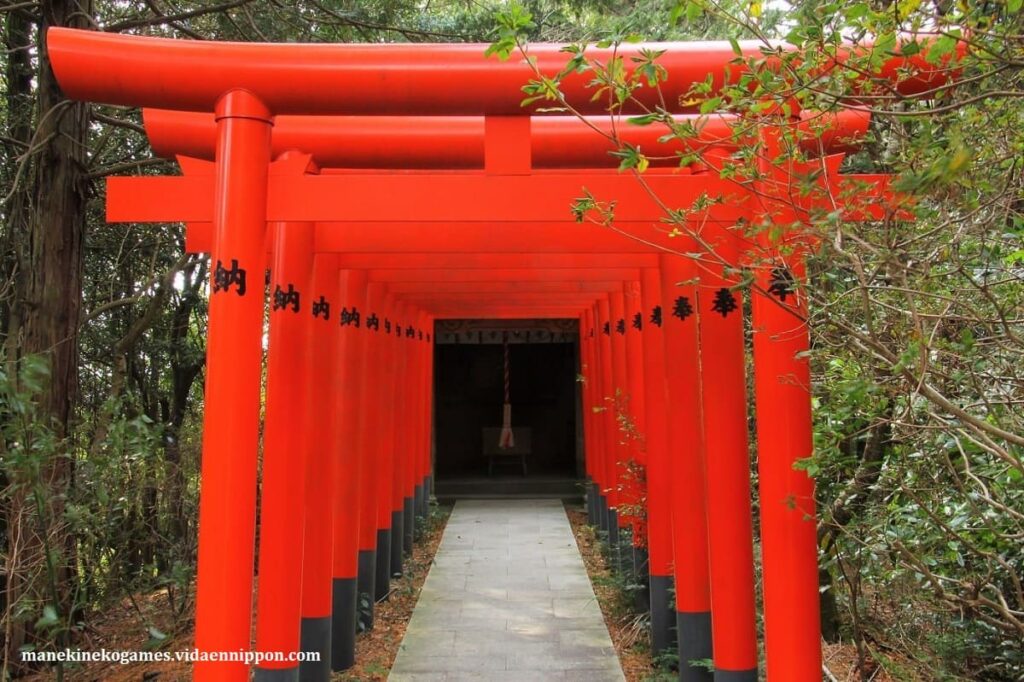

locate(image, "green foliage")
(647, 648), (679, 681)
(0, 356), (71, 657)
(487, 3), (535, 59)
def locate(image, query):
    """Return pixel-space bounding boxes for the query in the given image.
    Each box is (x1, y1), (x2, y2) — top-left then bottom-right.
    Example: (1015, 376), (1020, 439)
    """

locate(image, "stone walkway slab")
(389, 499), (624, 681)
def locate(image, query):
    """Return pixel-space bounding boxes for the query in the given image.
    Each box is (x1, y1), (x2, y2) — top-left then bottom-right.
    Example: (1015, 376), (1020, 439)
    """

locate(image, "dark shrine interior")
(432, 321), (581, 491)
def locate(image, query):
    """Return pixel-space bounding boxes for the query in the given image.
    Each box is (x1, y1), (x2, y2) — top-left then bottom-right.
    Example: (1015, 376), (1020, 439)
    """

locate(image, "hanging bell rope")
(498, 333), (515, 449)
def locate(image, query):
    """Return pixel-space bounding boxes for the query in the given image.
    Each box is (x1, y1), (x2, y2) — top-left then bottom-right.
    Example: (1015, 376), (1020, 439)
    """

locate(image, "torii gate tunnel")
(48, 27), (950, 682)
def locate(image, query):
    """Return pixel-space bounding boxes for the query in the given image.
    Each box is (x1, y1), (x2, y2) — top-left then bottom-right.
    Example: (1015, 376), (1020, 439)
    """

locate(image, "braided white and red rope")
(499, 334), (515, 449)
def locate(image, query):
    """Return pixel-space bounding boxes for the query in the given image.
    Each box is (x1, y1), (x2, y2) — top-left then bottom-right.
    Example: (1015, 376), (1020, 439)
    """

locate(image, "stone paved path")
(389, 499), (625, 681)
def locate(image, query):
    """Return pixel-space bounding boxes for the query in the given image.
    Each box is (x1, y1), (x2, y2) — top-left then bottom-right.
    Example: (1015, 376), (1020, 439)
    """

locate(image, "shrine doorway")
(432, 320), (582, 499)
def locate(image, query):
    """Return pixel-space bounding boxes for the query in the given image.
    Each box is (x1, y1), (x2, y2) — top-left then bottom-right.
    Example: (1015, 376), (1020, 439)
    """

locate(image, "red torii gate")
(47, 26), (944, 682)
(141, 127), (878, 682)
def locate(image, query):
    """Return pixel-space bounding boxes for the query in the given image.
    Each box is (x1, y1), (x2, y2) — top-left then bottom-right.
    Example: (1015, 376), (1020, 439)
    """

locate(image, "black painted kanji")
(406, 326), (415, 338)
(650, 306), (662, 327)
(418, 330), (423, 341)
(213, 259), (246, 296)
(340, 307), (361, 327)
(711, 288), (738, 317)
(312, 295), (330, 320)
(615, 319), (626, 334)
(366, 313), (380, 331)
(384, 319), (391, 333)
(632, 312), (642, 331)
(672, 296), (694, 321)
(768, 266), (796, 302)
(602, 321), (610, 335)
(272, 283), (300, 313)
(426, 333), (431, 342)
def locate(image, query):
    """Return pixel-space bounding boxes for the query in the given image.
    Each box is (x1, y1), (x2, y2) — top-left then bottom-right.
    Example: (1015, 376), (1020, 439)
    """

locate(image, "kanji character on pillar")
(711, 288), (738, 317)
(340, 306), (361, 327)
(312, 296), (330, 320)
(650, 305), (663, 327)
(672, 296), (693, 321)
(272, 283), (300, 313)
(768, 266), (796, 302)
(213, 258), (246, 296)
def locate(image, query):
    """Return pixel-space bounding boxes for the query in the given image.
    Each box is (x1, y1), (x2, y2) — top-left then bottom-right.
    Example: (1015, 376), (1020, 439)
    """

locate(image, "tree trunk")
(0, 8), (35, 667)
(3, 1), (93, 675)
(162, 259), (206, 562)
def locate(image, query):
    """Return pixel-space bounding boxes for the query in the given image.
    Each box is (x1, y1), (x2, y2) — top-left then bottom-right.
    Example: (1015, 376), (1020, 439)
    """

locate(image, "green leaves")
(669, 0), (705, 25)
(520, 75), (565, 108)
(610, 144), (650, 172)
(892, 143), (974, 194)
(571, 189), (616, 225)
(486, 3), (535, 61)
(924, 32), (961, 65)
(627, 113), (661, 126)
(633, 48), (668, 87)
(34, 605), (59, 631)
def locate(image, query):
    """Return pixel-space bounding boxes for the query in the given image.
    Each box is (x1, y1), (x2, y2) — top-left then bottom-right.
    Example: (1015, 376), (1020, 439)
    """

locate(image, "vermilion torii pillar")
(595, 297), (619, 545)
(579, 308), (598, 525)
(609, 291), (632, 560)
(399, 317), (416, 558)
(46, 26), (948, 681)
(414, 310), (434, 526)
(191, 89), (271, 682)
(660, 251), (713, 682)
(254, 217), (313, 681)
(639, 267), (675, 657)
(584, 305), (608, 530)
(388, 301), (410, 580)
(356, 285), (386, 631)
(299, 253), (342, 680)
(329, 269), (369, 672)
(623, 281), (648, 582)
(582, 307), (609, 530)
(751, 126), (823, 681)
(401, 326), (417, 558)
(695, 229), (759, 681)
(372, 288), (397, 603)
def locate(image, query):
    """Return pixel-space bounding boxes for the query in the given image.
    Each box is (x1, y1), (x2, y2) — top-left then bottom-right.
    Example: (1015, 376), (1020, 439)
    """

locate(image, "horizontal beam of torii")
(334, 253), (659, 269)
(48, 28), (955, 116)
(388, 282), (625, 294)
(369, 268), (640, 283)
(143, 109), (870, 169)
(112, 170), (744, 223)
(114, 158), (896, 232)
(430, 308), (593, 318)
